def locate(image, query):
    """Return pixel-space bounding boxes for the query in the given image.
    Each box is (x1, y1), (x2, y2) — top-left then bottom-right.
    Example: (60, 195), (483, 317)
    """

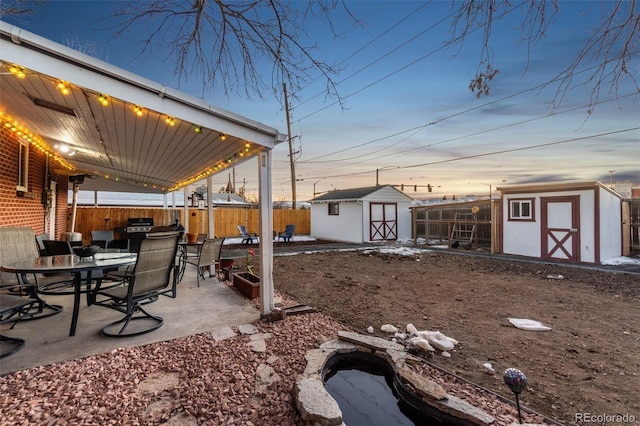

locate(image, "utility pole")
(283, 83), (296, 209)
(608, 170), (615, 189)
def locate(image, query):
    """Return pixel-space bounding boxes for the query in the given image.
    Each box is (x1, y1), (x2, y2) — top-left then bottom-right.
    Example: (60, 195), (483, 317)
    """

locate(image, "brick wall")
(0, 126), (69, 237)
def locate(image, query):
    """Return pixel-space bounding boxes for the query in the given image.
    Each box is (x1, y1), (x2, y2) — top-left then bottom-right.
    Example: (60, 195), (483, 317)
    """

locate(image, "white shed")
(497, 181), (623, 264)
(310, 185), (413, 243)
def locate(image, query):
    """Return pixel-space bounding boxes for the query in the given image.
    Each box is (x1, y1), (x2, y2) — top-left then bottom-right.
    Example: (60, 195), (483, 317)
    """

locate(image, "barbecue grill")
(126, 218), (154, 252)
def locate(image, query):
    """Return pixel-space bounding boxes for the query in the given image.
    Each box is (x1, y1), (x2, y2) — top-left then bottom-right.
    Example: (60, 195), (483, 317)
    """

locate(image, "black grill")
(126, 218), (154, 252)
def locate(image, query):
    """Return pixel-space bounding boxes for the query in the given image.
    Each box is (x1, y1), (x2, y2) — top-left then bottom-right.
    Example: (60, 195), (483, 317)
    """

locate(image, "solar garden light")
(503, 368), (527, 424)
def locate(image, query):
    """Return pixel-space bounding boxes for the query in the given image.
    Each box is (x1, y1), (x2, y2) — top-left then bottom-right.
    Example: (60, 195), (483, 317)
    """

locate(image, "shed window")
(509, 198), (534, 221)
(17, 141), (29, 192)
(328, 202), (339, 216)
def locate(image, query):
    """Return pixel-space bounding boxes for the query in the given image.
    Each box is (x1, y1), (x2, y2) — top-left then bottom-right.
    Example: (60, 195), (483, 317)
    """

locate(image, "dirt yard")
(271, 248), (640, 425)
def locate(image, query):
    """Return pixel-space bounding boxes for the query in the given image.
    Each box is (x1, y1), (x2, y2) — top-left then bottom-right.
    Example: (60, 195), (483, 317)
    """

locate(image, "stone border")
(294, 330), (496, 426)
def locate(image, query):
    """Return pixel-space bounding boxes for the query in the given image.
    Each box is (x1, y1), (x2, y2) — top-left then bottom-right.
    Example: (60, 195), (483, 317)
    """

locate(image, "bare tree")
(0, 0), (46, 18)
(448, 0), (639, 110)
(104, 0), (359, 104)
(3, 1), (637, 112)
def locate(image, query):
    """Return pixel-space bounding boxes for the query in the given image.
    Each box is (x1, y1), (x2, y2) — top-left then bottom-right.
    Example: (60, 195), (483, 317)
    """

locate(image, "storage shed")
(497, 181), (623, 263)
(310, 185), (413, 243)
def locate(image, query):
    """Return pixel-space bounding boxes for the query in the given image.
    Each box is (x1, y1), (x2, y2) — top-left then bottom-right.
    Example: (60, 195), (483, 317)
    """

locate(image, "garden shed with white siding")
(310, 185), (413, 243)
(497, 181), (623, 264)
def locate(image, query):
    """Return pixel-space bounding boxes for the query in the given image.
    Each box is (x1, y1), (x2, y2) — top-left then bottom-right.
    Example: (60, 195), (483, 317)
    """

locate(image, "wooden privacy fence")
(71, 207), (310, 244)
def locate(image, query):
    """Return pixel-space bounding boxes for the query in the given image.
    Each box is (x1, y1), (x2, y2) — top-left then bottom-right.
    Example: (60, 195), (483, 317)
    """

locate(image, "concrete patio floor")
(0, 266), (259, 375)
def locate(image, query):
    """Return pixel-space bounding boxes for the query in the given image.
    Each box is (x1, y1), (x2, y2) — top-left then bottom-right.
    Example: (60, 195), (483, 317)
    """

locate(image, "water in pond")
(323, 353), (449, 426)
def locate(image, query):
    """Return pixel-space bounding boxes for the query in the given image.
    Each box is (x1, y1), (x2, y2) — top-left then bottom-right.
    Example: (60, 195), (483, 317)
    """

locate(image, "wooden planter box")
(232, 272), (260, 299)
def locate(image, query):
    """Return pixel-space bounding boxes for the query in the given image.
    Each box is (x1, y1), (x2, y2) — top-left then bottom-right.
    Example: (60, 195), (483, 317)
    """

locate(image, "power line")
(299, 127), (640, 181)
(293, 6), (518, 123)
(300, 58), (637, 163)
(297, 1), (432, 97)
(297, 2), (446, 108)
(400, 127), (640, 170)
(311, 92), (640, 166)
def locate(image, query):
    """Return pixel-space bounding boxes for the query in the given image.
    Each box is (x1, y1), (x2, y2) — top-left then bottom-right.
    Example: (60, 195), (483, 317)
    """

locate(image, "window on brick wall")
(17, 140), (29, 192)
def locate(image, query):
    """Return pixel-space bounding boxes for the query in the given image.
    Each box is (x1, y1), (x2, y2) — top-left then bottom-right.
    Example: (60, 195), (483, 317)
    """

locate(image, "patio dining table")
(1, 252), (137, 337)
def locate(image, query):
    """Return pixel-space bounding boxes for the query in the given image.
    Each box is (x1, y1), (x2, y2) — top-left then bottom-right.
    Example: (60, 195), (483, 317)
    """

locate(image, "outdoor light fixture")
(9, 64), (25, 78)
(165, 116), (176, 126)
(56, 81), (70, 95)
(194, 126), (203, 133)
(133, 105), (144, 116)
(220, 133), (227, 141)
(97, 94), (109, 106)
(55, 143), (76, 156)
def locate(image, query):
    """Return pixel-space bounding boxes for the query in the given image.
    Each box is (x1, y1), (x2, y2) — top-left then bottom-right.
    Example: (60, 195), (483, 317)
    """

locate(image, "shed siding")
(599, 188), (623, 262)
(311, 201), (364, 243)
(361, 187), (413, 242)
(502, 186), (622, 263)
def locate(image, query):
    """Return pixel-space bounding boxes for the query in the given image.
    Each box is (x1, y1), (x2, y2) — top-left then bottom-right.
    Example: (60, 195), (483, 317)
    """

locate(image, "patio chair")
(39, 240), (103, 296)
(0, 227), (63, 320)
(277, 224), (295, 242)
(238, 225), (258, 244)
(91, 230), (114, 245)
(185, 238), (225, 287)
(0, 294), (37, 358)
(42, 239), (74, 256)
(34, 233), (49, 256)
(106, 238), (130, 253)
(90, 231), (180, 337)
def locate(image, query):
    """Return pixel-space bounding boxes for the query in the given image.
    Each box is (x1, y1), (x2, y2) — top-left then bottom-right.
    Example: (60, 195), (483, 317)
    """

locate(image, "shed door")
(370, 203), (398, 241)
(541, 196), (580, 262)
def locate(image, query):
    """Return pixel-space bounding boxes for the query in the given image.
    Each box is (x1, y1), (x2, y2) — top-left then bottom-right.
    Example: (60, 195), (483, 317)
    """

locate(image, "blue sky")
(2, 1), (639, 202)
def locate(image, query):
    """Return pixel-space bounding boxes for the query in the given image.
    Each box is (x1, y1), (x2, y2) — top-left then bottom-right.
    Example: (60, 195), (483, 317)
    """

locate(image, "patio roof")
(0, 22), (286, 194)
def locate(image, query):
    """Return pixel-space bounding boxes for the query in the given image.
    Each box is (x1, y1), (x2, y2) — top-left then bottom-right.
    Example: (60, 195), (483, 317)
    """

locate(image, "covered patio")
(0, 266), (259, 375)
(0, 22), (285, 316)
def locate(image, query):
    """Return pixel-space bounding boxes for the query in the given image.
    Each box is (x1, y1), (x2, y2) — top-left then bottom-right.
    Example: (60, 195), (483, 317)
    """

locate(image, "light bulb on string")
(57, 81), (70, 95)
(97, 94), (109, 106)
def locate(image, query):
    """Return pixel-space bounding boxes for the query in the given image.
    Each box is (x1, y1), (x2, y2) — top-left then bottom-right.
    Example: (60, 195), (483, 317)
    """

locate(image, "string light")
(165, 116), (176, 126)
(56, 81), (70, 95)
(9, 64), (25, 79)
(133, 105), (144, 117)
(194, 126), (203, 134)
(220, 133), (227, 141)
(97, 94), (109, 106)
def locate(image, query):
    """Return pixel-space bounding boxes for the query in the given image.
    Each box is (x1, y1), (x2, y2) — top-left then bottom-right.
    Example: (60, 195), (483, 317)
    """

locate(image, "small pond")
(323, 352), (456, 426)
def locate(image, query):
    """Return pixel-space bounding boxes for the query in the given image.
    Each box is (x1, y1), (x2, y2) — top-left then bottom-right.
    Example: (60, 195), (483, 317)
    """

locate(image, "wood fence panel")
(72, 207), (310, 244)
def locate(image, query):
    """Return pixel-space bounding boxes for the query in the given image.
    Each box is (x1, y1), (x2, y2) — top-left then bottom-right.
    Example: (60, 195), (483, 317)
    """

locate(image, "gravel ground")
(0, 288), (548, 425)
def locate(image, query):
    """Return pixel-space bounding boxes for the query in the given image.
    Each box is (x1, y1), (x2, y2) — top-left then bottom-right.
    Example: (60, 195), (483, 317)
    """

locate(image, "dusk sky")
(3, 1), (638, 202)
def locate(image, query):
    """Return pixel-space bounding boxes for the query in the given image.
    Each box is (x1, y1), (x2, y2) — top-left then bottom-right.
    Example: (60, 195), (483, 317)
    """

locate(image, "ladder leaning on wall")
(450, 213), (476, 248)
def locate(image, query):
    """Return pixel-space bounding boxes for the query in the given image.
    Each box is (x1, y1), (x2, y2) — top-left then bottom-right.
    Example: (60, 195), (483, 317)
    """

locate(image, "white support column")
(207, 175), (215, 238)
(183, 186), (190, 233)
(257, 150), (274, 316)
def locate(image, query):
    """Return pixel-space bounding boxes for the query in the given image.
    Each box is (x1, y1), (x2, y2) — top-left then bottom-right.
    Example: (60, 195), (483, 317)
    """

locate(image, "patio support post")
(183, 186), (190, 233)
(257, 150), (274, 316)
(207, 175), (215, 238)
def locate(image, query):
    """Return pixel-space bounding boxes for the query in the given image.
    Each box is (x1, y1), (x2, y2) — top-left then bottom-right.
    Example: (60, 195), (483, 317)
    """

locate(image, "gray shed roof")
(311, 185), (409, 202)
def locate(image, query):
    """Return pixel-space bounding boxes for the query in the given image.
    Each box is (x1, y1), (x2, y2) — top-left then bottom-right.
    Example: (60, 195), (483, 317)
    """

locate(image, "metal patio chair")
(277, 224), (295, 242)
(237, 225), (258, 244)
(0, 294), (37, 358)
(184, 237), (225, 286)
(90, 231), (180, 337)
